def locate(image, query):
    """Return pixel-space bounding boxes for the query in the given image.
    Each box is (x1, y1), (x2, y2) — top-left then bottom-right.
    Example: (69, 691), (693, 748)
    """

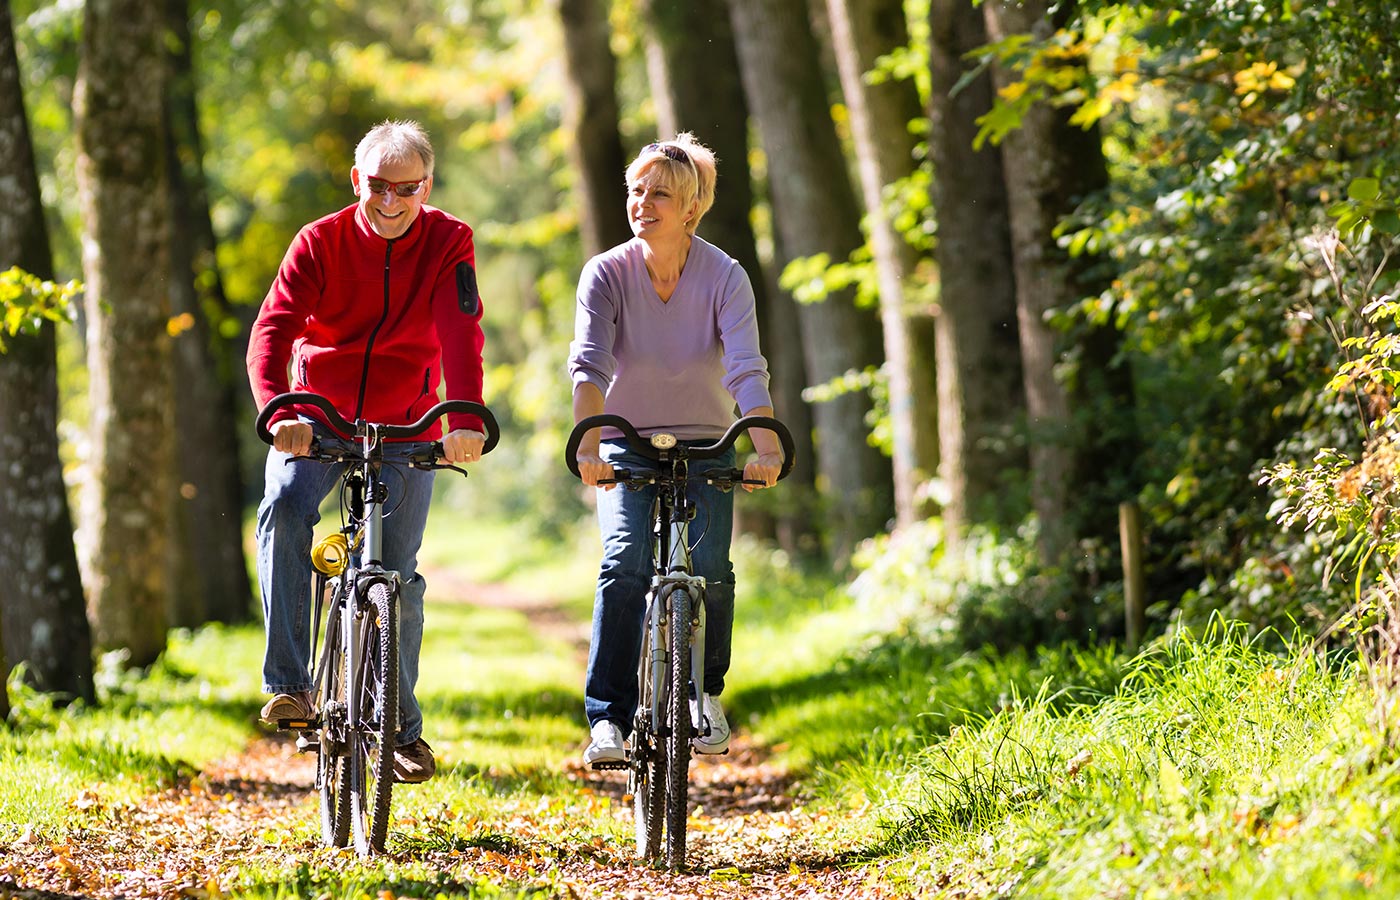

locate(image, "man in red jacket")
(247, 120), (486, 783)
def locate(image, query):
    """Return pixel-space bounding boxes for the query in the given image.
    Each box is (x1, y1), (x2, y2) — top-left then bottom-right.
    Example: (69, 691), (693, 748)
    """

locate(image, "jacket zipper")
(355, 240), (394, 421)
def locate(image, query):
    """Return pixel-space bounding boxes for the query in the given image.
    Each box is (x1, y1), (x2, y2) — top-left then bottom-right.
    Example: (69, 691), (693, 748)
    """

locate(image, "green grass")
(5, 513), (1399, 898)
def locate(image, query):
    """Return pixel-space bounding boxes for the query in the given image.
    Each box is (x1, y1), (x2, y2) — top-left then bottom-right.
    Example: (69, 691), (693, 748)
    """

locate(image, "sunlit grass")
(0, 624), (263, 841)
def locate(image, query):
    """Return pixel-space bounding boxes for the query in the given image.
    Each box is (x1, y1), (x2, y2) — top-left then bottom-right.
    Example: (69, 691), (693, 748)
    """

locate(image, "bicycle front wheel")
(317, 588), (351, 848)
(662, 586), (692, 870)
(632, 603), (665, 859)
(349, 580), (399, 854)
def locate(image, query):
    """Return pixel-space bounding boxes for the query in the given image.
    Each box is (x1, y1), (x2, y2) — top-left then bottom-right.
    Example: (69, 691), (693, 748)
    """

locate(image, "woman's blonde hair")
(625, 132), (717, 235)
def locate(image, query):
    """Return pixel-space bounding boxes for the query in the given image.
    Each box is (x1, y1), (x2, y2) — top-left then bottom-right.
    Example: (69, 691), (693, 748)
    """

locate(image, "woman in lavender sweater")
(568, 134), (785, 768)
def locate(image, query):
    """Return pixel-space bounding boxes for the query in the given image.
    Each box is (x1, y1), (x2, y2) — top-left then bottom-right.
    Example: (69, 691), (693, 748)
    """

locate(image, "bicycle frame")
(640, 456), (708, 743)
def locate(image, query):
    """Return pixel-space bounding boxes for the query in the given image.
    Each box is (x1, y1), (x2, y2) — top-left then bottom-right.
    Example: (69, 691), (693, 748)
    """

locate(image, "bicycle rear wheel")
(317, 592), (351, 848)
(349, 579), (399, 854)
(662, 586), (692, 870)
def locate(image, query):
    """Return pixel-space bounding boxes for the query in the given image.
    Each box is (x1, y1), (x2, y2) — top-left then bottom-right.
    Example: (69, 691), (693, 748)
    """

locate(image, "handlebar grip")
(255, 392), (355, 445)
(563, 414), (646, 479)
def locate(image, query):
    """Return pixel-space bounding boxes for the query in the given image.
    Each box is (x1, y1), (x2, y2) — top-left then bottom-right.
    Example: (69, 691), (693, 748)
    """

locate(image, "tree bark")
(928, 0), (1025, 548)
(0, 0), (95, 704)
(729, 0), (894, 565)
(555, 0), (634, 257)
(827, 0), (940, 529)
(640, 0), (819, 554)
(165, 0), (252, 627)
(983, 0), (1135, 565)
(74, 0), (173, 667)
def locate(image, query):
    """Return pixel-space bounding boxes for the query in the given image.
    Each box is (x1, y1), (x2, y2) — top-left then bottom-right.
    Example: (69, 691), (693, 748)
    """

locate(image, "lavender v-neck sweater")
(568, 236), (773, 440)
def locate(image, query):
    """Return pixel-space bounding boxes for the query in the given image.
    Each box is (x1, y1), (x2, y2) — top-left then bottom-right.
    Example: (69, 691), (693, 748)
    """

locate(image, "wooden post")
(1119, 502), (1145, 651)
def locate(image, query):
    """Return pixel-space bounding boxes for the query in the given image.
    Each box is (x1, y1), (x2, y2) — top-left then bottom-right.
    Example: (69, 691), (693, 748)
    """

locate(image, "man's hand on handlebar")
(441, 428), (487, 464)
(743, 452), (783, 492)
(272, 420), (315, 457)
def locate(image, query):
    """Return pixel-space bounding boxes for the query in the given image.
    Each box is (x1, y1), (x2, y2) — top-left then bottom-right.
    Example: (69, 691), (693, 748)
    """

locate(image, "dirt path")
(1, 580), (899, 899)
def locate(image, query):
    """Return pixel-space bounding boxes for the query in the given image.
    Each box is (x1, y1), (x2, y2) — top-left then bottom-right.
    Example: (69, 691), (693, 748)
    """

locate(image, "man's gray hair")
(355, 120), (435, 177)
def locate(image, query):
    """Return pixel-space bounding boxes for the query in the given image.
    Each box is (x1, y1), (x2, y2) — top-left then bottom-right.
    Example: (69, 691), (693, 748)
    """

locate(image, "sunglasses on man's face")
(364, 175), (428, 197)
(644, 142), (690, 164)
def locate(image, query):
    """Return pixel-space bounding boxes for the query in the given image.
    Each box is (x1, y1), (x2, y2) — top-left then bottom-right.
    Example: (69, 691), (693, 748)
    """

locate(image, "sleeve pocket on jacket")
(456, 262), (480, 316)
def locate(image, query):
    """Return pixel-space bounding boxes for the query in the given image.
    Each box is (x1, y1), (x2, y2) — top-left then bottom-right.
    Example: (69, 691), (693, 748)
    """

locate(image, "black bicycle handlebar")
(255, 391), (501, 455)
(564, 413), (795, 482)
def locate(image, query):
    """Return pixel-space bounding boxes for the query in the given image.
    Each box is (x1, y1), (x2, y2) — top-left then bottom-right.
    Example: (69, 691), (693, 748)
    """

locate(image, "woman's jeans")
(585, 439), (736, 732)
(256, 422), (435, 747)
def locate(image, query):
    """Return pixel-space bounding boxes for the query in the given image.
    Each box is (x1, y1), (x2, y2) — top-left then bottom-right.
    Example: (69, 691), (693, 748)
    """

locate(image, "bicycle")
(565, 413), (794, 870)
(256, 391), (499, 855)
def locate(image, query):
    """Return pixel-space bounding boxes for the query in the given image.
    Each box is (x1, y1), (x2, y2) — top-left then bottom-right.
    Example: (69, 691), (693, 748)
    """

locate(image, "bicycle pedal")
(277, 717), (316, 731)
(590, 760), (630, 771)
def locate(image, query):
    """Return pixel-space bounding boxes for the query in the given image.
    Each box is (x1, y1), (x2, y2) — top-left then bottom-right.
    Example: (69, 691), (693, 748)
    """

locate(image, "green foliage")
(836, 621), (1397, 897)
(0, 266), (81, 352)
(847, 520), (1126, 653)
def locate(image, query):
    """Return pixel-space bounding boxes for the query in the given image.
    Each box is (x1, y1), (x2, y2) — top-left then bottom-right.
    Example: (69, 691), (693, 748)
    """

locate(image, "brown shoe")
(393, 738), (436, 783)
(259, 691), (313, 726)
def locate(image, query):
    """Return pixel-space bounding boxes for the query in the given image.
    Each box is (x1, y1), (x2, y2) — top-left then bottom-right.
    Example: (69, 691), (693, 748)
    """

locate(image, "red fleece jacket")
(247, 204), (486, 440)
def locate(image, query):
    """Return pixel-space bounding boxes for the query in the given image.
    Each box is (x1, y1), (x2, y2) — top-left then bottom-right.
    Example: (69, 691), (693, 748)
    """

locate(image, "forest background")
(2, 0), (1400, 893)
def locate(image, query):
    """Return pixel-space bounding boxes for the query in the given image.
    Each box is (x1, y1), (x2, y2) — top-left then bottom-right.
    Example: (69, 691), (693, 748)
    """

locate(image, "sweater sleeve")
(246, 225), (322, 424)
(567, 255), (619, 395)
(433, 225), (487, 434)
(716, 262), (772, 413)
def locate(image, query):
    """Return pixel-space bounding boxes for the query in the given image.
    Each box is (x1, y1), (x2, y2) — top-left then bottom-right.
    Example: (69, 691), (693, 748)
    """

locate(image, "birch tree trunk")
(0, 0), (94, 703)
(555, 0), (633, 258)
(640, 0), (818, 553)
(729, 0), (895, 564)
(827, 0), (940, 528)
(74, 0), (173, 667)
(928, 0), (1025, 548)
(165, 0), (252, 627)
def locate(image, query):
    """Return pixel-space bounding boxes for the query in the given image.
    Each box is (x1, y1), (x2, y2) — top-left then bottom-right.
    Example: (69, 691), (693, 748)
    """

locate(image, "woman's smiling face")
(627, 171), (696, 242)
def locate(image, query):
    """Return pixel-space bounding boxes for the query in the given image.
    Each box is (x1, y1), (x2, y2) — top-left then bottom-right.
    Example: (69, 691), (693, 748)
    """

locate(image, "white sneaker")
(691, 695), (730, 754)
(583, 720), (627, 769)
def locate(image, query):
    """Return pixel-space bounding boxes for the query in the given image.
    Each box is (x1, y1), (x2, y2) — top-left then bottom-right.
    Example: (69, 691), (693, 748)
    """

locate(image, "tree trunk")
(640, 0), (819, 554)
(74, 0), (173, 667)
(728, 0), (894, 565)
(165, 0), (252, 627)
(827, 0), (940, 529)
(928, 0), (1025, 548)
(555, 0), (633, 257)
(983, 0), (1135, 565)
(0, 0), (96, 704)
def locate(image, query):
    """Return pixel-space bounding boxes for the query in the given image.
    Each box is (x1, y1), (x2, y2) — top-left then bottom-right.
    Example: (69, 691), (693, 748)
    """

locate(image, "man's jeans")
(256, 422), (435, 747)
(585, 439), (736, 732)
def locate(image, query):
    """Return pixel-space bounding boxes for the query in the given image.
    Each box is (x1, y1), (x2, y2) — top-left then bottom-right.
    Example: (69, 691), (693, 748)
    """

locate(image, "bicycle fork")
(645, 574), (708, 740)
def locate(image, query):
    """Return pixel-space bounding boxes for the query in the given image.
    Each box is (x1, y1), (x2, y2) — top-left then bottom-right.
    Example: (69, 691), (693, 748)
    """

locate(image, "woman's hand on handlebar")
(576, 450), (616, 491)
(272, 420), (315, 457)
(441, 428), (486, 464)
(743, 452), (783, 492)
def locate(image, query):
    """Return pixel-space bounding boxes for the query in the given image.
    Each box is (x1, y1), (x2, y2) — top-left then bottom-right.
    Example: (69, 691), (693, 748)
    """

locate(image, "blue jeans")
(256, 421), (435, 747)
(585, 439), (736, 732)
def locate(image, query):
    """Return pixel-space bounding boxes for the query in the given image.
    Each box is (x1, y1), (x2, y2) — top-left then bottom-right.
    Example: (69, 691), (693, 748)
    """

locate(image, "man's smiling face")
(351, 149), (432, 240)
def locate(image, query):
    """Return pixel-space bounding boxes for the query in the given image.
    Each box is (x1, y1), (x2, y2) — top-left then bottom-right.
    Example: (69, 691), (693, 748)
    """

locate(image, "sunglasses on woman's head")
(644, 142), (690, 164)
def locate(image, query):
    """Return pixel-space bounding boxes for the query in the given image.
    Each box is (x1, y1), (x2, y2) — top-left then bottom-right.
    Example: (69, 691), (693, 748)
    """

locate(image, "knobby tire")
(350, 580), (399, 854)
(632, 603), (665, 860)
(663, 587), (691, 870)
(318, 582), (351, 848)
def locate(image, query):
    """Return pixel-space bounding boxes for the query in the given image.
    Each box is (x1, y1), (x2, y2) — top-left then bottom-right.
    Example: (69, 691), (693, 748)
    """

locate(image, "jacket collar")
(352, 204), (429, 249)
